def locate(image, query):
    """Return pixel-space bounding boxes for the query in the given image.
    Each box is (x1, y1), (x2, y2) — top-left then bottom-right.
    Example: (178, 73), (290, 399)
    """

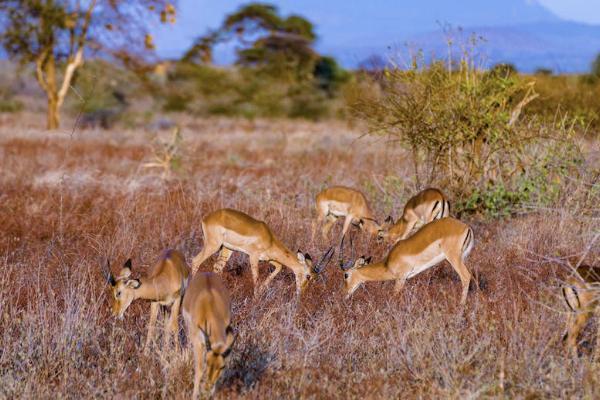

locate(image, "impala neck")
(389, 218), (409, 240)
(134, 276), (172, 302)
(355, 262), (396, 282)
(268, 239), (305, 274)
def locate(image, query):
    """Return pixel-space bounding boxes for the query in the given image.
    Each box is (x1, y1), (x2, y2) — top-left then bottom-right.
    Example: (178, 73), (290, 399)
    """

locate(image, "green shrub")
(159, 61), (347, 119)
(0, 85), (23, 113)
(350, 41), (580, 216)
(0, 97), (23, 113)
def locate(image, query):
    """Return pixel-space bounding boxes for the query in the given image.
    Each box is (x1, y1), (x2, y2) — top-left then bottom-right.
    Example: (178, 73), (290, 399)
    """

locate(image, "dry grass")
(0, 116), (599, 399)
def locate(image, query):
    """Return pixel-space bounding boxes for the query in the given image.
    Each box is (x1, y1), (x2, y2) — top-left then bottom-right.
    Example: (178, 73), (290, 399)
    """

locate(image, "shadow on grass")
(219, 345), (274, 392)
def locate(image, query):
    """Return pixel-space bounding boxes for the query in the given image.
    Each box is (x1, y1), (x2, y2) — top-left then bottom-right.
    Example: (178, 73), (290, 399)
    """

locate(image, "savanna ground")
(0, 112), (599, 399)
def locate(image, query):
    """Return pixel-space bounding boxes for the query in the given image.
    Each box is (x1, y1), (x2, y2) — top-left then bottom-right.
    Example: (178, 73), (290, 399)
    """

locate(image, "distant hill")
(325, 21), (600, 73)
(296, 0), (598, 72)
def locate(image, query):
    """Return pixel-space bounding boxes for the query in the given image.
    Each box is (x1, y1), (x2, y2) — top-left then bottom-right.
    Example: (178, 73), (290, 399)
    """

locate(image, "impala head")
(340, 255), (372, 296)
(376, 215), (395, 243)
(101, 259), (141, 319)
(296, 246), (335, 290)
(358, 217), (381, 236)
(201, 325), (236, 392)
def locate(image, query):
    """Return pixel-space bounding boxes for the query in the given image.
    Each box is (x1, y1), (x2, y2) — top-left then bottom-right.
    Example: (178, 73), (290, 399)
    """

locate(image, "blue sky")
(152, 0), (600, 71)
(154, 0), (600, 55)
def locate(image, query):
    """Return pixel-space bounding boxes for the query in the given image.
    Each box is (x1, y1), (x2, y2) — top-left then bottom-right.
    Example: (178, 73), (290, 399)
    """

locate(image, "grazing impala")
(562, 264), (600, 355)
(183, 272), (235, 398)
(101, 249), (190, 351)
(341, 217), (474, 305)
(191, 208), (334, 295)
(378, 188), (450, 244)
(313, 186), (381, 242)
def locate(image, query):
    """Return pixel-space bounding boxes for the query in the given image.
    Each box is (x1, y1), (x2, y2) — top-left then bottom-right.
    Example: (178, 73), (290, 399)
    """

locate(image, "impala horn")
(199, 324), (212, 352)
(313, 246), (335, 274)
(339, 234), (356, 271)
(101, 259), (116, 286)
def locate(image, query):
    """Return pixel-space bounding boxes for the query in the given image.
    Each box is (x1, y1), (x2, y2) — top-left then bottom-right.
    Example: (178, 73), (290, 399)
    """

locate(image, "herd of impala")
(100, 185), (598, 397)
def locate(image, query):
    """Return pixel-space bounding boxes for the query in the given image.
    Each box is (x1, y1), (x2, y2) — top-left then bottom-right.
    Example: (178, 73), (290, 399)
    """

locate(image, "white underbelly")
(222, 241), (268, 261)
(222, 242), (248, 254)
(405, 253), (446, 279)
(325, 201), (350, 217)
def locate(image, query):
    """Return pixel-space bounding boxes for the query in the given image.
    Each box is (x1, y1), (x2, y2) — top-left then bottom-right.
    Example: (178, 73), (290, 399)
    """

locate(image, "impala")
(101, 249), (190, 351)
(183, 272), (235, 398)
(191, 208), (334, 295)
(562, 264), (600, 355)
(378, 188), (450, 244)
(341, 217), (474, 305)
(313, 186), (381, 242)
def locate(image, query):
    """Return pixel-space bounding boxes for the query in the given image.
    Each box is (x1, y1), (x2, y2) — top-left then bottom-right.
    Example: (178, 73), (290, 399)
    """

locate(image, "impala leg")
(321, 215), (337, 241)
(594, 309), (600, 361)
(394, 277), (406, 295)
(261, 261), (283, 292)
(340, 215), (353, 241)
(249, 255), (260, 297)
(566, 311), (591, 357)
(191, 334), (206, 400)
(145, 302), (160, 353)
(165, 297), (182, 351)
(191, 240), (221, 274)
(447, 254), (472, 306)
(214, 247), (233, 273)
(312, 211), (324, 241)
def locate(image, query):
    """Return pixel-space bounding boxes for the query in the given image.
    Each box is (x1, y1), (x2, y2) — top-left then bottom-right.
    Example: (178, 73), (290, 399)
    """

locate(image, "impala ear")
(117, 267), (131, 280)
(222, 326), (236, 358)
(364, 256), (372, 264)
(297, 251), (306, 262)
(123, 258), (132, 269)
(357, 256), (368, 267)
(304, 253), (312, 262)
(125, 279), (141, 289)
(385, 215), (394, 224)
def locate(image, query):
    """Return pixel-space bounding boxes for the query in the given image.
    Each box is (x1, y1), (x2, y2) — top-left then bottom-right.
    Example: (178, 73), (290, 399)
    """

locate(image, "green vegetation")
(162, 3), (349, 120)
(0, 0), (174, 129)
(349, 45), (585, 217)
(0, 85), (23, 113)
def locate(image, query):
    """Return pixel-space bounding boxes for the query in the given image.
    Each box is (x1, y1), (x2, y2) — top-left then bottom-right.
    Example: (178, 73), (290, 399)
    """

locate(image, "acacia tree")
(0, 0), (175, 129)
(185, 3), (318, 79)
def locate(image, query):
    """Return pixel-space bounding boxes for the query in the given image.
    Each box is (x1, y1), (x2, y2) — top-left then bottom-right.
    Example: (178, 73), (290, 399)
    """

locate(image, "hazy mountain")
(289, 0), (597, 72)
(286, 0), (561, 45)
(325, 21), (600, 73)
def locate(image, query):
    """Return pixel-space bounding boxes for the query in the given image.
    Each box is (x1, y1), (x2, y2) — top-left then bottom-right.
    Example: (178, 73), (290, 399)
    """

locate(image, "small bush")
(0, 98), (23, 113)
(350, 40), (580, 216)
(159, 61), (347, 119)
(0, 86), (23, 113)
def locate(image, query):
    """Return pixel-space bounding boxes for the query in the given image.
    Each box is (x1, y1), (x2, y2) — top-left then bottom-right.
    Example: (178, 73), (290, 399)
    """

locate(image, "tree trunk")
(45, 53), (60, 130)
(47, 94), (60, 130)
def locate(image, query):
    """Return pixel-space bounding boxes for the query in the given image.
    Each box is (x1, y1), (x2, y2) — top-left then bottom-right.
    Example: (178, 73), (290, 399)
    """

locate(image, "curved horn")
(199, 324), (212, 352)
(338, 234), (345, 269)
(313, 246), (335, 274)
(101, 259), (116, 286)
(339, 234), (355, 271)
(340, 259), (355, 271)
